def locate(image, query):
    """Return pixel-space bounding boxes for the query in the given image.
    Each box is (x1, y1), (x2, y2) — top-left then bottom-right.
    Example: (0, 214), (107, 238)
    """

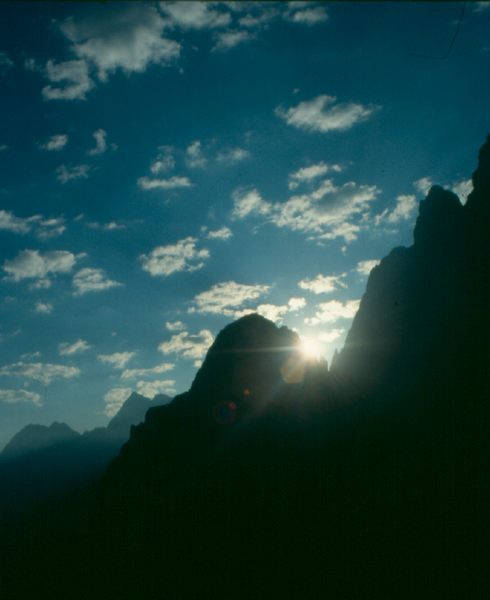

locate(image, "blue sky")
(0, 1), (488, 447)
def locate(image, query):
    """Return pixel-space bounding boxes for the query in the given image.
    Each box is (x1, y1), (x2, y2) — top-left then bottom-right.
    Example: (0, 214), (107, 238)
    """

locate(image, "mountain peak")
(1, 422), (79, 460)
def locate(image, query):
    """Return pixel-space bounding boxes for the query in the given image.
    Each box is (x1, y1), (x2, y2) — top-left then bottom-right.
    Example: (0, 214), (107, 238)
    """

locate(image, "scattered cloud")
(161, 2), (231, 29)
(0, 51), (14, 71)
(135, 379), (176, 398)
(288, 162), (342, 189)
(304, 299), (360, 325)
(185, 140), (207, 168)
(276, 95), (379, 133)
(140, 237), (209, 277)
(213, 29), (255, 52)
(165, 320), (185, 331)
(56, 164), (90, 184)
(235, 297), (306, 323)
(232, 188), (271, 219)
(285, 3), (329, 25)
(190, 281), (270, 316)
(355, 259), (380, 277)
(205, 226), (233, 241)
(150, 146), (175, 174)
(34, 301), (53, 315)
(87, 128), (108, 155)
(317, 328), (345, 343)
(374, 194), (417, 226)
(0, 211), (66, 239)
(451, 178), (473, 204)
(58, 339), (91, 356)
(298, 273), (346, 294)
(413, 176), (433, 196)
(158, 329), (214, 366)
(60, 4), (180, 82)
(216, 147), (250, 164)
(3, 249), (78, 282)
(103, 387), (131, 417)
(36, 217), (67, 239)
(0, 362), (80, 385)
(72, 267), (122, 295)
(40, 134), (69, 151)
(121, 363), (174, 380)
(42, 59), (94, 101)
(0, 389), (42, 405)
(0, 210), (37, 234)
(98, 352), (135, 370)
(137, 175), (192, 190)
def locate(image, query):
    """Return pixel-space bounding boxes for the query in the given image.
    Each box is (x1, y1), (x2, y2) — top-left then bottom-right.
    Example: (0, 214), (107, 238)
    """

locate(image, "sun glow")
(299, 337), (322, 360)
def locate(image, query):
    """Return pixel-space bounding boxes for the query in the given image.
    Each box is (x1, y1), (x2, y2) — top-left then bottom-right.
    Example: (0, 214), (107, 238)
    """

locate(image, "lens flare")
(299, 338), (322, 360)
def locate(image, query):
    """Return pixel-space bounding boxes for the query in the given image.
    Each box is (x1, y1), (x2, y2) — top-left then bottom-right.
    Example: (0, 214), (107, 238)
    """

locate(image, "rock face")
(0, 422), (80, 461)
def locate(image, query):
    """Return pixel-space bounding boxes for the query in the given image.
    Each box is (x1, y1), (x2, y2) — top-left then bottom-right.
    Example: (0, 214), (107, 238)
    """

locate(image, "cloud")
(56, 164), (90, 184)
(161, 2), (231, 29)
(235, 297), (306, 323)
(374, 194), (417, 226)
(137, 175), (192, 190)
(140, 237), (209, 277)
(3, 249), (78, 282)
(42, 59), (94, 101)
(232, 179), (380, 243)
(87, 129), (108, 155)
(40, 134), (69, 151)
(288, 162), (342, 189)
(190, 281), (270, 316)
(275, 95), (378, 133)
(98, 352), (135, 370)
(60, 5), (180, 82)
(86, 220), (126, 231)
(121, 363), (174, 380)
(73, 267), (122, 295)
(451, 178), (473, 204)
(317, 328), (345, 343)
(36, 217), (67, 239)
(0, 144), (8, 151)
(34, 301), (53, 315)
(473, 2), (490, 12)
(216, 147), (250, 164)
(213, 29), (255, 52)
(205, 226), (233, 240)
(304, 299), (360, 325)
(0, 211), (66, 239)
(298, 273), (346, 294)
(285, 5), (329, 25)
(165, 320), (185, 331)
(0, 389), (42, 405)
(355, 259), (380, 277)
(58, 339), (91, 356)
(185, 140), (207, 168)
(0, 210), (37, 234)
(103, 387), (132, 417)
(158, 329), (214, 366)
(150, 146), (175, 174)
(0, 51), (14, 71)
(135, 379), (176, 398)
(413, 176), (433, 196)
(0, 362), (80, 385)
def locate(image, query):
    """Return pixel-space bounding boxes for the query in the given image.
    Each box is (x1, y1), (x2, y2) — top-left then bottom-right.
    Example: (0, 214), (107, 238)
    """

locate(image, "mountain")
(0, 421), (80, 461)
(2, 137), (489, 599)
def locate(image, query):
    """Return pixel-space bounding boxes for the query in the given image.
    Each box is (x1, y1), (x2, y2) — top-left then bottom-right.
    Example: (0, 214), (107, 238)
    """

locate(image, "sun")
(299, 337), (322, 361)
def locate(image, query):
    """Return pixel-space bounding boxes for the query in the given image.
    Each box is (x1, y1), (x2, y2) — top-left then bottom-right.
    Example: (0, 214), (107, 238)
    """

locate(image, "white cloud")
(3, 249), (78, 282)
(98, 352), (135, 370)
(190, 281), (270, 316)
(374, 194), (417, 226)
(135, 379), (176, 398)
(140, 237), (209, 277)
(34, 301), (53, 315)
(185, 140), (207, 168)
(304, 299), (360, 325)
(158, 329), (214, 366)
(58, 339), (91, 356)
(103, 387), (132, 417)
(137, 175), (192, 190)
(234, 297), (306, 323)
(0, 389), (42, 405)
(298, 273), (346, 294)
(36, 217), (67, 240)
(205, 226), (233, 240)
(73, 267), (122, 295)
(216, 147), (250, 164)
(276, 95), (378, 133)
(42, 59), (94, 101)
(161, 2), (231, 29)
(165, 320), (185, 331)
(87, 128), (108, 155)
(0, 211), (66, 239)
(232, 179), (379, 243)
(213, 29), (255, 51)
(0, 362), (80, 385)
(121, 363), (174, 380)
(56, 164), (90, 184)
(317, 328), (345, 343)
(288, 296), (306, 311)
(288, 162), (342, 189)
(0, 210), (37, 234)
(60, 5), (180, 82)
(413, 176), (433, 196)
(150, 146), (175, 174)
(451, 178), (473, 204)
(40, 134), (69, 151)
(286, 5), (329, 25)
(355, 259), (380, 277)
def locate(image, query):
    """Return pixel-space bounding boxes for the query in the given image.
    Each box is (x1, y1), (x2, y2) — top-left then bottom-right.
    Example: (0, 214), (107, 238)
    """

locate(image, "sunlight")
(299, 337), (322, 361)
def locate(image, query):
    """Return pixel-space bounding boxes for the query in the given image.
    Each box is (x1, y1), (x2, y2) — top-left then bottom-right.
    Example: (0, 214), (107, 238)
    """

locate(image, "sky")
(0, 1), (488, 448)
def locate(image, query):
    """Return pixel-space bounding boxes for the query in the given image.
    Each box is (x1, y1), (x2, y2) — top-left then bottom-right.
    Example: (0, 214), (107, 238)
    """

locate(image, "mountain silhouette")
(1, 137), (490, 600)
(0, 421), (80, 461)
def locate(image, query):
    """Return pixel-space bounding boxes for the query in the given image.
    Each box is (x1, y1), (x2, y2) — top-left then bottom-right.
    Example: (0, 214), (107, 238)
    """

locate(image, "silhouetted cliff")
(0, 421), (79, 461)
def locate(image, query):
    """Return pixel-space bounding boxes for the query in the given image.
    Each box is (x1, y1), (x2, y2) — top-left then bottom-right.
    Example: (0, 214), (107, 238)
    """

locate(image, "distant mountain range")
(1, 136), (489, 599)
